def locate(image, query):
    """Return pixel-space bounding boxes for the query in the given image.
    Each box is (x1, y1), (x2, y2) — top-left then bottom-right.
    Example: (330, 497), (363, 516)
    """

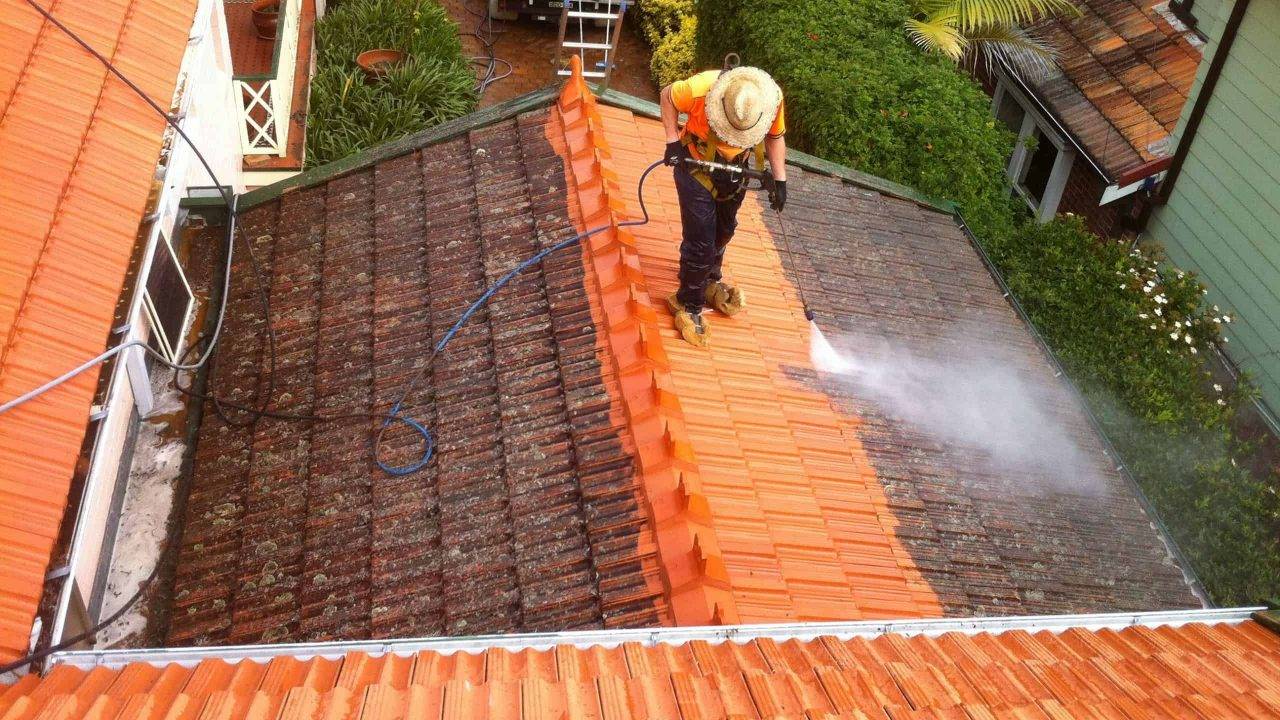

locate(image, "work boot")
(666, 293), (710, 348)
(704, 281), (745, 316)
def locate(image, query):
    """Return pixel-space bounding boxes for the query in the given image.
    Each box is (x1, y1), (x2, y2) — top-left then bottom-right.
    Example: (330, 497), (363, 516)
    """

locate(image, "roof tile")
(9, 618), (1279, 719)
(0, 0), (197, 662)
(1026, 0), (1201, 176)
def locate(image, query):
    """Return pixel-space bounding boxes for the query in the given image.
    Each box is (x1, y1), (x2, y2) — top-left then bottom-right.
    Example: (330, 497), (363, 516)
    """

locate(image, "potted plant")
(251, 0), (281, 40)
(356, 49), (407, 82)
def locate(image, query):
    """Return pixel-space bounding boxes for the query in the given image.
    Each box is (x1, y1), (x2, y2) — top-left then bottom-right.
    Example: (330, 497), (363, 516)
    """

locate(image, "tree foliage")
(991, 218), (1280, 604)
(905, 0), (1079, 78)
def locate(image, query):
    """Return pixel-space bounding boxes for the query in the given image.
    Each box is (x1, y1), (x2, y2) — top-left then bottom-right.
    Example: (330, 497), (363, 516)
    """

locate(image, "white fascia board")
(1101, 171), (1166, 205)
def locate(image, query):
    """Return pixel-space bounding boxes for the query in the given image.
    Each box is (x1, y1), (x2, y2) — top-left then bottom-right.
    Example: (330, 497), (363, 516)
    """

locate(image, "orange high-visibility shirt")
(670, 69), (785, 160)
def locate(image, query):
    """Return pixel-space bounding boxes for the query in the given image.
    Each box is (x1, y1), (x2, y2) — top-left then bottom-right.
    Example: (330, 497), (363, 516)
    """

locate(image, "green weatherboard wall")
(1147, 0), (1280, 413)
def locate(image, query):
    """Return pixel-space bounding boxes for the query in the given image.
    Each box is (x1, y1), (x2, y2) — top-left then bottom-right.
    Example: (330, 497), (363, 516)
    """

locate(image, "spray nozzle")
(804, 307), (815, 322)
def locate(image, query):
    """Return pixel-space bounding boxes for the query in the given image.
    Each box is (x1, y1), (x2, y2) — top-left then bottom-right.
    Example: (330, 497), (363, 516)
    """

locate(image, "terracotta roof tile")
(6, 617), (1280, 718)
(0, 0), (197, 662)
(1026, 0), (1202, 177)
(169, 59), (1198, 640)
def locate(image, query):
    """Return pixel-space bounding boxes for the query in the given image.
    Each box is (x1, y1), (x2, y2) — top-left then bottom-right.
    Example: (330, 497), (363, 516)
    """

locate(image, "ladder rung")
(562, 41), (613, 49)
(557, 69), (608, 77)
(567, 10), (620, 18)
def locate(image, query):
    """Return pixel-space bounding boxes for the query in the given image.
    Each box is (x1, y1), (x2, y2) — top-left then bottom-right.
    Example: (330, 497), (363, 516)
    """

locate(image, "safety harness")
(681, 125), (766, 202)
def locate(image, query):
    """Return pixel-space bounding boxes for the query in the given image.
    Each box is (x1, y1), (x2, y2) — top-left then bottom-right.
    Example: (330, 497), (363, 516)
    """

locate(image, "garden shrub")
(306, 0), (476, 167)
(635, 0), (696, 86)
(695, 0), (1020, 238)
(650, 14), (697, 87)
(993, 218), (1280, 604)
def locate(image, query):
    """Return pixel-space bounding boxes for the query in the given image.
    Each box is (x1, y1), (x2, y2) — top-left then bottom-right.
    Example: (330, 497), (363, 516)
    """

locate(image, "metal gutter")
(50, 607), (1260, 669)
(952, 210), (1212, 606)
(1157, 0), (1251, 204)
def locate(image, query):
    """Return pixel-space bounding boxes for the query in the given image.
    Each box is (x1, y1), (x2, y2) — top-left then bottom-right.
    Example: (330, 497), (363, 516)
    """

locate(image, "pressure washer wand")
(683, 158), (815, 321)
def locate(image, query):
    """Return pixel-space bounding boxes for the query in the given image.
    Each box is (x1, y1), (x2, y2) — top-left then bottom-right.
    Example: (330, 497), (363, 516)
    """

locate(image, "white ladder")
(555, 0), (628, 89)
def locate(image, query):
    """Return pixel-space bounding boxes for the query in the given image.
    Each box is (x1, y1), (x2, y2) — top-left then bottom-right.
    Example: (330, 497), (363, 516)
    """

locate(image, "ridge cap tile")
(551, 55), (738, 627)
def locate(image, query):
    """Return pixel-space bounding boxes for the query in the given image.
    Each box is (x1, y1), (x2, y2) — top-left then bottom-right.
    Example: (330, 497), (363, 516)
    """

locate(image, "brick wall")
(1057, 156), (1129, 238)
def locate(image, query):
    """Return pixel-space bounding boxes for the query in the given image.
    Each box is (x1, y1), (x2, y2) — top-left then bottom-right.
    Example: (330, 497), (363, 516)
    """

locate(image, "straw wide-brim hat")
(705, 66), (782, 149)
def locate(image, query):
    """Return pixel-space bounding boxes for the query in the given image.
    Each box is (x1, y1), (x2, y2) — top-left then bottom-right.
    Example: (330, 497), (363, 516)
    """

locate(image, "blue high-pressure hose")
(374, 159), (666, 475)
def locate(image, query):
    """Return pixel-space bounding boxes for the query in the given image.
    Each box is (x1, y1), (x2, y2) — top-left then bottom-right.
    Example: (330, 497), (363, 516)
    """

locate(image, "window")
(142, 227), (195, 363)
(1020, 128), (1058, 204)
(995, 91), (1026, 134)
(991, 77), (1076, 222)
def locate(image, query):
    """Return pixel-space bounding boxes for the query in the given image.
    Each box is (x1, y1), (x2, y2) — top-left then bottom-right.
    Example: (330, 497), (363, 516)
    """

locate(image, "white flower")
(1170, 332), (1180, 340)
(1218, 398), (1227, 406)
(1150, 324), (1158, 330)
(1154, 308), (1163, 316)
(1213, 384), (1222, 392)
(1190, 346), (1197, 354)
(1142, 285), (1152, 294)
(1138, 313), (1148, 319)
(1223, 337), (1230, 343)
(1213, 305), (1220, 312)
(1222, 315), (1232, 323)
(1122, 284), (1129, 290)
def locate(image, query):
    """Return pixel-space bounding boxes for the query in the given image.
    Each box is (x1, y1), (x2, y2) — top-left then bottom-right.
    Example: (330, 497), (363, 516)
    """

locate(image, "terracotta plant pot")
(357, 49), (407, 82)
(251, 0), (280, 40)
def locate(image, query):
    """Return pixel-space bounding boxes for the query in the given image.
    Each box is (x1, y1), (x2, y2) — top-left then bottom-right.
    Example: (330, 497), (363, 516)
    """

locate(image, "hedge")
(691, 0), (1280, 604)
(306, 0), (476, 168)
(695, 0), (1020, 238)
(993, 218), (1280, 604)
(634, 0), (697, 86)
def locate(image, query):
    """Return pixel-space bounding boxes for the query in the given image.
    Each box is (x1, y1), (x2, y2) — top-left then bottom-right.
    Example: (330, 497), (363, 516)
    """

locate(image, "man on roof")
(660, 64), (787, 348)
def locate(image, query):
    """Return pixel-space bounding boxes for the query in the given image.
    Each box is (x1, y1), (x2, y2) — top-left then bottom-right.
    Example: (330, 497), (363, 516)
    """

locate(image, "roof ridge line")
(552, 56), (740, 627)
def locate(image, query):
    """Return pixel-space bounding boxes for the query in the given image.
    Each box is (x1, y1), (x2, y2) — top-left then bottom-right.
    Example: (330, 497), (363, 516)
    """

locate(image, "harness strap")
(680, 126), (765, 202)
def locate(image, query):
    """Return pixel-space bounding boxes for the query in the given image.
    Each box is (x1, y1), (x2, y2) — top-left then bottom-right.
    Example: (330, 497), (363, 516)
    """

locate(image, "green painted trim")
(596, 89), (957, 215)
(180, 195), (231, 209)
(241, 82), (955, 214)
(239, 87), (560, 208)
(233, 3), (286, 82)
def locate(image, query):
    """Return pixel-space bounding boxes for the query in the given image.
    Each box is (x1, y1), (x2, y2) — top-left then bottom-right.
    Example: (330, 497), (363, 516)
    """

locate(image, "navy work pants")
(674, 147), (745, 311)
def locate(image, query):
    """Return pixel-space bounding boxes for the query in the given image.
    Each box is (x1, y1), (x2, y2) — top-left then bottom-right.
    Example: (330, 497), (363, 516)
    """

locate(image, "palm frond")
(966, 24), (1059, 79)
(952, 0), (1080, 33)
(905, 14), (967, 62)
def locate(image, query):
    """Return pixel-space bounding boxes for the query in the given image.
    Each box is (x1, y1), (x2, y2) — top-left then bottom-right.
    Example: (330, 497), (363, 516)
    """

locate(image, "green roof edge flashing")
(239, 83), (956, 216)
(238, 86), (559, 209)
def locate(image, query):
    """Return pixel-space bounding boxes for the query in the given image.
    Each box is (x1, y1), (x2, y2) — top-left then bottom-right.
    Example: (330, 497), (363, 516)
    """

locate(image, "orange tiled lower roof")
(3, 612), (1279, 717)
(0, 0), (197, 661)
(554, 58), (942, 624)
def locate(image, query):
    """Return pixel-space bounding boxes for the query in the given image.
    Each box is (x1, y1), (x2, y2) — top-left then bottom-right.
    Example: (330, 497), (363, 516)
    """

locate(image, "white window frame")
(991, 77), (1076, 223)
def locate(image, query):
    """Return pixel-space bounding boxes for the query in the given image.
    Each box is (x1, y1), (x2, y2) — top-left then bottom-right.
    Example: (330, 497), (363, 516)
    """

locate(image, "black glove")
(663, 140), (683, 167)
(768, 178), (787, 212)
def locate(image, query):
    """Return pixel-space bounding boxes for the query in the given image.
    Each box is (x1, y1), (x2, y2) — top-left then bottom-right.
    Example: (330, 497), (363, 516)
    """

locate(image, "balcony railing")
(234, 0), (301, 156)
